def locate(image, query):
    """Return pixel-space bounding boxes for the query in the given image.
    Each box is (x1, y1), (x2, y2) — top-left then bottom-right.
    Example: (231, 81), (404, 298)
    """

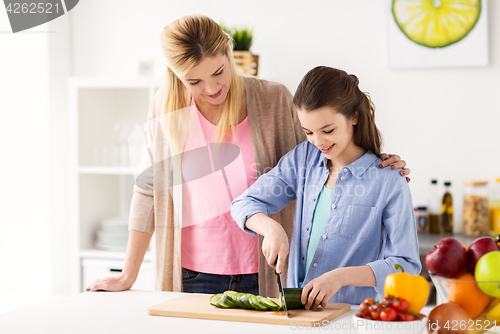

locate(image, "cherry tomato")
(363, 298), (375, 306)
(359, 302), (369, 311)
(397, 312), (416, 321)
(368, 304), (383, 320)
(404, 312), (417, 321)
(360, 306), (371, 317)
(393, 298), (409, 312)
(380, 307), (397, 321)
(382, 295), (396, 306)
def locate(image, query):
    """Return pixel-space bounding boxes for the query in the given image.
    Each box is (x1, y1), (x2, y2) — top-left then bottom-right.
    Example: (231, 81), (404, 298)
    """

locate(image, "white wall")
(48, 15), (72, 298)
(0, 5), (71, 313)
(0, 9), (52, 309)
(70, 0), (500, 233)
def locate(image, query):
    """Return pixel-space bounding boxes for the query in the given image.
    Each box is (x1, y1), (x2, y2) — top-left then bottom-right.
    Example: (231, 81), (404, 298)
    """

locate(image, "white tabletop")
(0, 290), (434, 334)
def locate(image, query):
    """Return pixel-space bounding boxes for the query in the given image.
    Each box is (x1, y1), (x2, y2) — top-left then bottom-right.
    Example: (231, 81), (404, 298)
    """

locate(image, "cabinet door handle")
(110, 268), (123, 273)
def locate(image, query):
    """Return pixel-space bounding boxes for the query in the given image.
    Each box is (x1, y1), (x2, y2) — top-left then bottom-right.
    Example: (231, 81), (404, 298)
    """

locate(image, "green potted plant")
(221, 24), (259, 76)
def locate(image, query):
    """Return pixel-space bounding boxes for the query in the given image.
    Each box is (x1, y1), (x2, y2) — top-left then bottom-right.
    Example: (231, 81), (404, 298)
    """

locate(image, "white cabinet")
(69, 77), (162, 294)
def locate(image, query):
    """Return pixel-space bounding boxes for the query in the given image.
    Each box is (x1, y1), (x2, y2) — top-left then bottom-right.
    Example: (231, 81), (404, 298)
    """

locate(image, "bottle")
(415, 206), (428, 232)
(490, 178), (500, 233)
(463, 181), (489, 236)
(428, 179), (440, 234)
(441, 181), (453, 233)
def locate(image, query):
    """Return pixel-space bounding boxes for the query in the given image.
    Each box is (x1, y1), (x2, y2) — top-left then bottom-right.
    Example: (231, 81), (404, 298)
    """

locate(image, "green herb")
(220, 23), (254, 51)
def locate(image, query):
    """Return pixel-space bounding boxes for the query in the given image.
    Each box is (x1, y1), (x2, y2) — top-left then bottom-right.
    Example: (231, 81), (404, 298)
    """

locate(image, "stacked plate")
(95, 217), (129, 252)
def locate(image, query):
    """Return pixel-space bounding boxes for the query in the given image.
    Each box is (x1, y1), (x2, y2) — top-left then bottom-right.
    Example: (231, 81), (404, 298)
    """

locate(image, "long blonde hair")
(159, 14), (244, 163)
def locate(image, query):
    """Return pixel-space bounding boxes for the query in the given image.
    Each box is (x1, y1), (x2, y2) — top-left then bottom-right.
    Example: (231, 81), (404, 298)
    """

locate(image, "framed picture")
(387, 0), (488, 69)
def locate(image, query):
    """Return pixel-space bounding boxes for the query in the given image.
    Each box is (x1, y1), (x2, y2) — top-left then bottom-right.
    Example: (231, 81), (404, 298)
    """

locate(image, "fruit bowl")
(430, 274), (500, 309)
(353, 313), (426, 334)
(430, 274), (500, 333)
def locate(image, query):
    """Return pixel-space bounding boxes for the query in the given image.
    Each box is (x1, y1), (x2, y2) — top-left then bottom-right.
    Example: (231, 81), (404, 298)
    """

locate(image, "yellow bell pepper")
(384, 264), (430, 314)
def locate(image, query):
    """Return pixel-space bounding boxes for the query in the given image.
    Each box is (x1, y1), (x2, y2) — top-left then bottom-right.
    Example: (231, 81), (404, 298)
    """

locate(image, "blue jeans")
(182, 267), (259, 295)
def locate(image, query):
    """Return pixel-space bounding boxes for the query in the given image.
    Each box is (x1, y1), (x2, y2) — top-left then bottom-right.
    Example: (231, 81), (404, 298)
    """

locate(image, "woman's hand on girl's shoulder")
(301, 270), (344, 310)
(378, 153), (411, 183)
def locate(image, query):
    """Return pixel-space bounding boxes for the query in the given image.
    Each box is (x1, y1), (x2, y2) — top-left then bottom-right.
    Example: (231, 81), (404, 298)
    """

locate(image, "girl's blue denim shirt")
(231, 141), (421, 304)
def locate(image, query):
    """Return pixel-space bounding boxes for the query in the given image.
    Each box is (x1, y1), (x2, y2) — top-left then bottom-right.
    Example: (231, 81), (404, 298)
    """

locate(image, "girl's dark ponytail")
(356, 91), (381, 157)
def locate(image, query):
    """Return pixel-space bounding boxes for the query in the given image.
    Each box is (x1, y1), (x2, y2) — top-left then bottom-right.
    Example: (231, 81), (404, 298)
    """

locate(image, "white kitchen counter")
(0, 290), (435, 334)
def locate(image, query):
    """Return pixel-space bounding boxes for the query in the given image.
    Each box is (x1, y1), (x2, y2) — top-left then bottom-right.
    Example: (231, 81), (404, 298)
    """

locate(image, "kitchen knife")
(275, 265), (289, 317)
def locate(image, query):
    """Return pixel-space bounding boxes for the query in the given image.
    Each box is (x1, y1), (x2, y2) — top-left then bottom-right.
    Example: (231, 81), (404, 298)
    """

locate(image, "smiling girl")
(231, 66), (421, 307)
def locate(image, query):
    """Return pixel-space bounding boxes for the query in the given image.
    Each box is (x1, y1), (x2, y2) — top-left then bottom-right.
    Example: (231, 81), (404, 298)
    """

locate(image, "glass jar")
(490, 178), (500, 233)
(463, 181), (489, 236)
(414, 206), (428, 232)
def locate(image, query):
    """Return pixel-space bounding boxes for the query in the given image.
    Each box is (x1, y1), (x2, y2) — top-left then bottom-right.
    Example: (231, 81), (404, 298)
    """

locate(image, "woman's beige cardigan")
(129, 76), (306, 297)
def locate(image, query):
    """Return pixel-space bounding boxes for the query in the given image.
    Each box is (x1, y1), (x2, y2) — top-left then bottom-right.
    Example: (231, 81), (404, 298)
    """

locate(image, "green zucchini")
(283, 288), (305, 309)
(209, 290), (289, 311)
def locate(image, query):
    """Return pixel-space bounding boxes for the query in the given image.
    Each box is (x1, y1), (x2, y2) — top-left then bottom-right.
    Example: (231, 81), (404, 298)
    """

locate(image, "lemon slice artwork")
(392, 0), (482, 48)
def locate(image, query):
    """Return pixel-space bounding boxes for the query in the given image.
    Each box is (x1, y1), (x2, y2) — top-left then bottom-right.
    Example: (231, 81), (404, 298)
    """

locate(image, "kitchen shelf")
(79, 166), (135, 175)
(417, 232), (479, 254)
(79, 249), (153, 261)
(69, 77), (161, 294)
(69, 77), (163, 89)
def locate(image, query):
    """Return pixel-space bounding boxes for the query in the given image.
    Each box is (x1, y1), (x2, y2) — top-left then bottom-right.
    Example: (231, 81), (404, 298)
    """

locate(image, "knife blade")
(275, 265), (289, 317)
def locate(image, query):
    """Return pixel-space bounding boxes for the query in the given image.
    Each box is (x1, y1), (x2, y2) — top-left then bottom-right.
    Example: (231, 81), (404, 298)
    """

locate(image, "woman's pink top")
(181, 98), (258, 275)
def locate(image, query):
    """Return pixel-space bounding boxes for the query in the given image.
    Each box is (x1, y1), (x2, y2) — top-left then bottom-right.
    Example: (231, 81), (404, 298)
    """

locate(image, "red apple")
(425, 238), (468, 278)
(468, 237), (499, 272)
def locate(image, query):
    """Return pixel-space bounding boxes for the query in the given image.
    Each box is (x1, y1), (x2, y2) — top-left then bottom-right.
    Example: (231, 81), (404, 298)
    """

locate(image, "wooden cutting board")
(147, 293), (351, 326)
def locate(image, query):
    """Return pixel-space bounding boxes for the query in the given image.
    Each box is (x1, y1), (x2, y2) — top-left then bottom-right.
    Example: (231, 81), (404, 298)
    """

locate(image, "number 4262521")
(6, 3), (60, 14)
(434, 320), (498, 331)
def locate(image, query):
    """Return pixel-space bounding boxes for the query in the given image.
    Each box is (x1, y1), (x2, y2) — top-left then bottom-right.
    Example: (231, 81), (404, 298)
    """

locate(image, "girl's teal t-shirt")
(305, 185), (334, 277)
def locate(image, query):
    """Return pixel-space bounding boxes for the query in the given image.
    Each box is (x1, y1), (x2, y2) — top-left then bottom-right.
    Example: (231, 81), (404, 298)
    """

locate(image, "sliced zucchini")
(266, 297), (281, 310)
(249, 295), (266, 311)
(238, 293), (253, 309)
(256, 296), (279, 311)
(209, 293), (223, 308)
(217, 294), (236, 308)
(220, 294), (237, 308)
(231, 293), (248, 309)
(210, 290), (300, 311)
(222, 290), (238, 303)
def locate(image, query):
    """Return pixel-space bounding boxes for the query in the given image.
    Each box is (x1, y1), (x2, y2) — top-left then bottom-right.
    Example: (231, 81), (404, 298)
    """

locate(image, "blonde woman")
(88, 14), (410, 296)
